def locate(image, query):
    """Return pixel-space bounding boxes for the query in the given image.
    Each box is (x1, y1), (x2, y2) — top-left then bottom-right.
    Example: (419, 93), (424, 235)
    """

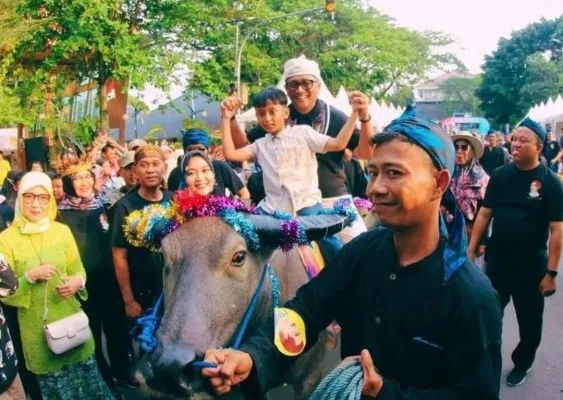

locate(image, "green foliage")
(70, 116), (98, 146)
(181, 117), (216, 134)
(144, 124), (164, 140)
(3, 0), (230, 129)
(128, 95), (150, 113)
(0, 85), (33, 126)
(4, 0), (461, 131)
(477, 17), (563, 125)
(519, 54), (563, 108)
(188, 0), (462, 104)
(440, 76), (482, 116)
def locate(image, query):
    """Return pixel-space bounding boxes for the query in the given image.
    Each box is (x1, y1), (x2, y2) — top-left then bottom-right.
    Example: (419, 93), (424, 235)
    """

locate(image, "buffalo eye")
(231, 250), (247, 267)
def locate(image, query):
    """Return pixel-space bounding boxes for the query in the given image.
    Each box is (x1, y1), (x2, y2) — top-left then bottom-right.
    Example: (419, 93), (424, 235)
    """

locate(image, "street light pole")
(191, 90), (196, 120)
(234, 6), (325, 100)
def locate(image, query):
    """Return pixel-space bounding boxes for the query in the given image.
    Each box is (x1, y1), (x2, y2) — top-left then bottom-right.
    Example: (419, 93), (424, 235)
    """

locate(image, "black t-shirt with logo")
(58, 205), (111, 276)
(247, 100), (361, 198)
(111, 189), (172, 309)
(483, 163), (563, 253)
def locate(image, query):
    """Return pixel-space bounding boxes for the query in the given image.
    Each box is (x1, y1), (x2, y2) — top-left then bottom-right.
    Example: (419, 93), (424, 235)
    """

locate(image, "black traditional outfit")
(238, 106), (503, 399)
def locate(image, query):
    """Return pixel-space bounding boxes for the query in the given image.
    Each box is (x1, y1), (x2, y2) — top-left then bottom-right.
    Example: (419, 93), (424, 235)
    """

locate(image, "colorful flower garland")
(123, 190), (356, 252)
(353, 197), (373, 211)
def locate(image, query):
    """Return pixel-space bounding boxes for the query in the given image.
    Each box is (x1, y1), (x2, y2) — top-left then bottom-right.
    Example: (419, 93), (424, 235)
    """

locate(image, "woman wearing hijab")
(55, 156), (125, 398)
(448, 131), (490, 238)
(0, 172), (112, 399)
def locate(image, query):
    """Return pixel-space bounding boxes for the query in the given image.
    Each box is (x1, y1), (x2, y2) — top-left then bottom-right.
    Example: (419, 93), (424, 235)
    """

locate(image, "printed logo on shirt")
(100, 213), (109, 232)
(274, 308), (306, 356)
(528, 180), (542, 199)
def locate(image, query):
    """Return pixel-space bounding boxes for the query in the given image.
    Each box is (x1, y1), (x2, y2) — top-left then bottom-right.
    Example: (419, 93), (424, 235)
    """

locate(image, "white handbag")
(43, 283), (91, 355)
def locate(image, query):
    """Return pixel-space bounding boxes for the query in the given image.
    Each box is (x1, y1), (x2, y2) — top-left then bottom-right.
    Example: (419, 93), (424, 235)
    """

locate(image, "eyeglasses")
(285, 79), (317, 92)
(187, 145), (208, 152)
(22, 193), (51, 205)
(455, 144), (470, 151)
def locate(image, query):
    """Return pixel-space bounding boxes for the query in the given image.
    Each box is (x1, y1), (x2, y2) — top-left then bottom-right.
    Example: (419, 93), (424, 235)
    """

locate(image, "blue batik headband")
(384, 105), (467, 281)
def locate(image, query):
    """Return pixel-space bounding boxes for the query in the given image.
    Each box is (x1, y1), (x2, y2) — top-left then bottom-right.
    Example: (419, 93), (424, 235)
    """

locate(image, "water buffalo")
(133, 213), (349, 400)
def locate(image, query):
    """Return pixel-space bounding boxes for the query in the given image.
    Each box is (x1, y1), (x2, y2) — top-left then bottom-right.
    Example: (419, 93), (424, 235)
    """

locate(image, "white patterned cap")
(283, 55), (321, 82)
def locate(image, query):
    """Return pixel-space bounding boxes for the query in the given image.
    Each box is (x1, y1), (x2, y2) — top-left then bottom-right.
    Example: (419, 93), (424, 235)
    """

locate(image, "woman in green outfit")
(0, 172), (112, 399)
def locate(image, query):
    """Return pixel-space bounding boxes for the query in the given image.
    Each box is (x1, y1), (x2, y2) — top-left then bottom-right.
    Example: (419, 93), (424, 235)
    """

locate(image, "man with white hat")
(223, 55), (375, 242)
(128, 139), (147, 152)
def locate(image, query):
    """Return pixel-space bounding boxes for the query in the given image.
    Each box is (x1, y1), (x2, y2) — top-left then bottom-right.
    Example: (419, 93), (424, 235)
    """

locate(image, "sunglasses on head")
(285, 79), (317, 92)
(455, 144), (470, 151)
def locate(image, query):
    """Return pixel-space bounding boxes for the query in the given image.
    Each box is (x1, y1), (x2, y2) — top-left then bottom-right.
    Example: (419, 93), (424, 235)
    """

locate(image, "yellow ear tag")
(274, 308), (306, 356)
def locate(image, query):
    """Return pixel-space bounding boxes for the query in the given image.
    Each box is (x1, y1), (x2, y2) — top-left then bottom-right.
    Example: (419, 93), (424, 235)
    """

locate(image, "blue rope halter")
(135, 264), (281, 370)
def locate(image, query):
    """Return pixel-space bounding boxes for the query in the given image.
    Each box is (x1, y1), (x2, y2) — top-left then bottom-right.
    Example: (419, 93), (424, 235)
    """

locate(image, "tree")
(188, 0), (463, 103)
(477, 17), (563, 126)
(0, 86), (33, 126)
(440, 75), (482, 116)
(3, 0), (228, 136)
(519, 53), (563, 108)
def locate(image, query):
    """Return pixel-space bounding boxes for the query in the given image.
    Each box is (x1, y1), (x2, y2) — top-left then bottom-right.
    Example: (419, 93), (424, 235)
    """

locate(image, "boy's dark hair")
(253, 87), (288, 108)
(51, 173), (62, 180)
(102, 145), (114, 154)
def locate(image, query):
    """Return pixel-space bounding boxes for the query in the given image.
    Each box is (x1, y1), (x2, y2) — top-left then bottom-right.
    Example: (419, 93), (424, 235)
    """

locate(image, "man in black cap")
(469, 117), (563, 387)
(480, 130), (510, 176)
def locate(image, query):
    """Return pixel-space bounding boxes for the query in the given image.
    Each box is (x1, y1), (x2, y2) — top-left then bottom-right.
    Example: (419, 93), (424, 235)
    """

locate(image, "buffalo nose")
(133, 341), (200, 395)
(152, 341), (197, 380)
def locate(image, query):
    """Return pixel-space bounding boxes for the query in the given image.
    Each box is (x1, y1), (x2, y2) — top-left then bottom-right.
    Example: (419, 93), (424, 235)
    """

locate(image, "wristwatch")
(546, 270), (558, 278)
(359, 115), (372, 123)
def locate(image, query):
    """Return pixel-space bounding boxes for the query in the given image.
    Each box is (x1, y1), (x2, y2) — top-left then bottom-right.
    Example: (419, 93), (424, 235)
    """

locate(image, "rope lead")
(308, 361), (364, 400)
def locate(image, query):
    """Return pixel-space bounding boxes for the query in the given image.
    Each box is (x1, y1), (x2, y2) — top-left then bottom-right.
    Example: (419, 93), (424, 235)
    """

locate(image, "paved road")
(500, 292), (563, 400)
(122, 282), (563, 400)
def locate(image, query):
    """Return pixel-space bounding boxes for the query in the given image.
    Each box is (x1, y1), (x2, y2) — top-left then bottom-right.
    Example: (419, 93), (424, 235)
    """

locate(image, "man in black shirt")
(225, 55), (375, 242)
(202, 106), (502, 399)
(167, 129), (250, 200)
(343, 148), (368, 198)
(480, 130), (509, 175)
(503, 132), (512, 154)
(469, 117), (563, 387)
(112, 145), (172, 318)
(544, 131), (562, 172)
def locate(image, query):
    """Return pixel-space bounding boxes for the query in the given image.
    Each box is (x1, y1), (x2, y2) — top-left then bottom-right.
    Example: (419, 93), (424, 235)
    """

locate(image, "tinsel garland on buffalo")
(123, 190), (356, 252)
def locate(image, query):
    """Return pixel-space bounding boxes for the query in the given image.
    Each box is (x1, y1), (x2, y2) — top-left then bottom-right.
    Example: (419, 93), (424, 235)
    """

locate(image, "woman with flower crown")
(54, 154), (129, 398)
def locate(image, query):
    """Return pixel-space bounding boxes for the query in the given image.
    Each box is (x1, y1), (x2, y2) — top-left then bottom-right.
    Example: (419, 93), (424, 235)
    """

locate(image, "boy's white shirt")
(242, 125), (330, 215)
